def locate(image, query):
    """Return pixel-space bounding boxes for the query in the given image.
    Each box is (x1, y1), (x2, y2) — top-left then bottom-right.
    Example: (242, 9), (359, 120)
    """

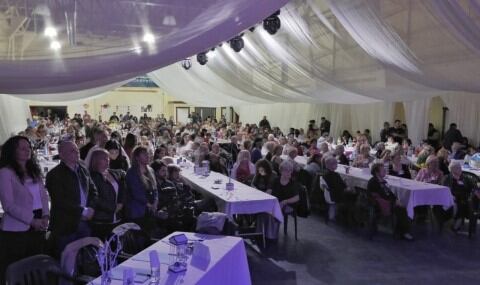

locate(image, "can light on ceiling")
(50, 40), (61, 50)
(142, 33), (155, 44)
(44, 27), (58, 38)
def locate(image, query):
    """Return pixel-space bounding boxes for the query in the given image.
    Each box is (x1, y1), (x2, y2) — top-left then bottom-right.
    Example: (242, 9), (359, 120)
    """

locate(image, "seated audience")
(367, 163), (413, 240)
(231, 150), (256, 184)
(251, 159), (276, 193)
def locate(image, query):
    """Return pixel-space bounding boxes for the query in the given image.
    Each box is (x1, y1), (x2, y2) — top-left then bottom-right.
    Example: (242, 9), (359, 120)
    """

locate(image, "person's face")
(108, 149), (120, 160)
(15, 139), (31, 163)
(212, 144), (220, 153)
(171, 170), (180, 181)
(451, 165), (462, 177)
(258, 167), (267, 176)
(60, 142), (80, 166)
(96, 154), (110, 172)
(327, 160), (338, 171)
(156, 166), (168, 179)
(428, 160), (438, 171)
(377, 166), (386, 178)
(136, 151), (149, 166)
(97, 131), (109, 146)
(394, 121), (400, 128)
(281, 168), (292, 180)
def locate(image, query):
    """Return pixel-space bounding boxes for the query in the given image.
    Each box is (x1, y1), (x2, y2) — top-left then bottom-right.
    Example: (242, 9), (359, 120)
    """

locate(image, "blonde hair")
(89, 149), (109, 172)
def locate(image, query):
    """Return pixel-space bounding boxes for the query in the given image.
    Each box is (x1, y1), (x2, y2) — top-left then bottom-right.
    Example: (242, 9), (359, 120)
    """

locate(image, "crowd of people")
(1, 110), (479, 282)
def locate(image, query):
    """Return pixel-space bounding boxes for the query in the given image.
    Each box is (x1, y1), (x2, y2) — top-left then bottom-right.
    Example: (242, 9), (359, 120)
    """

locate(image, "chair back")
(6, 255), (62, 285)
(113, 223), (152, 256)
(462, 171), (480, 190)
(298, 169), (313, 192)
(297, 185), (311, 218)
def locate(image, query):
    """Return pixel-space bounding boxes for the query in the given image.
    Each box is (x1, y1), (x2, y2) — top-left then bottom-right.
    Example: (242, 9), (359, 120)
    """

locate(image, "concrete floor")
(246, 214), (480, 285)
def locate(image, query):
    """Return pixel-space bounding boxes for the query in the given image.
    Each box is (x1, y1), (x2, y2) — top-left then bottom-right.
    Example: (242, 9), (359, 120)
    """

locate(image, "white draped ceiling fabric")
(4, 0), (480, 144)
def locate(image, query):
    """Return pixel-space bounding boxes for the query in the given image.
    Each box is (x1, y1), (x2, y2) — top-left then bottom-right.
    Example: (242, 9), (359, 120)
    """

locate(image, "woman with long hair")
(105, 139), (129, 172)
(125, 146), (157, 232)
(123, 133), (137, 160)
(251, 159), (276, 193)
(231, 150), (256, 184)
(0, 136), (50, 282)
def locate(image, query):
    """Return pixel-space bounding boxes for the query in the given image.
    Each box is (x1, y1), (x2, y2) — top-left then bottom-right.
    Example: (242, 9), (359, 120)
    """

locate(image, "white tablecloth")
(178, 162), (283, 223)
(335, 166), (454, 219)
(89, 232), (251, 285)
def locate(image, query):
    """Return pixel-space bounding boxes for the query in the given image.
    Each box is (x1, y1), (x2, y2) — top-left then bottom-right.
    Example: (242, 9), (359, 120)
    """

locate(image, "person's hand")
(82, 207), (95, 220)
(30, 219), (44, 231)
(41, 216), (50, 230)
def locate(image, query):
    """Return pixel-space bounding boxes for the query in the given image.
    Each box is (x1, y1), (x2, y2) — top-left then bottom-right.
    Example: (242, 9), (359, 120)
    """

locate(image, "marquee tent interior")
(1, 0), (480, 145)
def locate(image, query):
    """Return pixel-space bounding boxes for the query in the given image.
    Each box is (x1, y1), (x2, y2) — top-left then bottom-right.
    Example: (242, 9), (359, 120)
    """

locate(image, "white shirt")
(25, 178), (42, 210)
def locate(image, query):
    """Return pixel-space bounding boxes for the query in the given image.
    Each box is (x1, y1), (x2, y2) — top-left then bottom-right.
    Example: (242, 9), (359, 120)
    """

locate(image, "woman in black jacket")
(105, 139), (129, 172)
(89, 149), (126, 239)
(367, 163), (413, 240)
(389, 152), (411, 179)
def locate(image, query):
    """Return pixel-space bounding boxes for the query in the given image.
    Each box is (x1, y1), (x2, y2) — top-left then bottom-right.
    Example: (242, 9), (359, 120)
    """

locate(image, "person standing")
(46, 140), (98, 257)
(259, 116), (271, 130)
(320, 117), (331, 135)
(0, 136), (50, 283)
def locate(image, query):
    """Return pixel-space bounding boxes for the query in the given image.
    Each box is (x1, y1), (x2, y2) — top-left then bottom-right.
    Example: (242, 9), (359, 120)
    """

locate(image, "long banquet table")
(177, 160), (284, 223)
(335, 166), (454, 219)
(89, 231), (251, 285)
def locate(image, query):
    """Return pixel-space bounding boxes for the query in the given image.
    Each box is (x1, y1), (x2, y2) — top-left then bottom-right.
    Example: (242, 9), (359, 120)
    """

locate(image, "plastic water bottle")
(149, 250), (160, 283)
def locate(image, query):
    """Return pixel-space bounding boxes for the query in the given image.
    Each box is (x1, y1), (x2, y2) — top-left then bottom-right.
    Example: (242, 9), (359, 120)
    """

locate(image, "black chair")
(6, 255), (78, 285)
(298, 168), (313, 193)
(283, 186), (308, 241)
(461, 171), (480, 238)
(61, 237), (103, 284)
(112, 223), (154, 261)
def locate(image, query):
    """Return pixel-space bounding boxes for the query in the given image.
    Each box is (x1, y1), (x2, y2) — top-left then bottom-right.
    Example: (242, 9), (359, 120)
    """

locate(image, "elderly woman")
(286, 147), (301, 173)
(322, 156), (348, 220)
(415, 155), (444, 184)
(416, 144), (435, 166)
(231, 150), (256, 184)
(264, 161), (301, 240)
(436, 162), (475, 232)
(334, 145), (349, 166)
(367, 163), (413, 240)
(270, 144), (284, 173)
(251, 159), (276, 193)
(352, 144), (373, 168)
(436, 148), (450, 175)
(304, 153), (322, 176)
(389, 152), (411, 179)
(89, 149), (126, 238)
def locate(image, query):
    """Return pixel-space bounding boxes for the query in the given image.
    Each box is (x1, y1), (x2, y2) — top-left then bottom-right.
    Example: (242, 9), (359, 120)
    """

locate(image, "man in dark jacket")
(46, 141), (98, 257)
(259, 116), (271, 130)
(443, 123), (463, 151)
(320, 117), (331, 135)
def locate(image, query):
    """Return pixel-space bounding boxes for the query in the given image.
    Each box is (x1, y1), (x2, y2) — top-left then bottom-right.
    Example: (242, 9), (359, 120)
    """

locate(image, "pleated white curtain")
(442, 93), (480, 146)
(403, 98), (432, 145)
(0, 95), (32, 142)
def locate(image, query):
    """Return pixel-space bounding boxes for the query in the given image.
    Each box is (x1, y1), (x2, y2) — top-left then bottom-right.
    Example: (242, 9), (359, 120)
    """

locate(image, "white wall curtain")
(0, 95), (31, 142)
(403, 98), (432, 145)
(441, 93), (480, 146)
(234, 101), (393, 142)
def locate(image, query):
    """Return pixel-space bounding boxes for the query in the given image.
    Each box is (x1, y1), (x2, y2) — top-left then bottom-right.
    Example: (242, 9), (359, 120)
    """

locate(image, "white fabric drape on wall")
(441, 93), (480, 146)
(403, 98), (432, 145)
(234, 101), (394, 142)
(0, 94), (31, 142)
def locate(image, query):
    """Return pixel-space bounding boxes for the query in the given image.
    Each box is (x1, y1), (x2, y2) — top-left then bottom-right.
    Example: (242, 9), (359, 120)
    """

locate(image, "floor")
(246, 213), (480, 285)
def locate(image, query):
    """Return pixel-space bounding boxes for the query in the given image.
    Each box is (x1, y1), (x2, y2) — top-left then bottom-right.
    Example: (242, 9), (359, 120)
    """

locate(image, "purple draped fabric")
(0, 0), (288, 94)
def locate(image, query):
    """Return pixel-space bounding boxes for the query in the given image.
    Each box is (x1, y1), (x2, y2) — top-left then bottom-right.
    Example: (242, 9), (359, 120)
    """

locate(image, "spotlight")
(230, 36), (244, 52)
(263, 10), (281, 35)
(50, 40), (61, 50)
(142, 33), (155, 44)
(197, 52), (208, 65)
(44, 27), (58, 38)
(181, 58), (192, 70)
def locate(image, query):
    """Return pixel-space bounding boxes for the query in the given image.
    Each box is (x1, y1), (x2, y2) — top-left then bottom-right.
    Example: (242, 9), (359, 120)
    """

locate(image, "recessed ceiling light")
(142, 33), (155, 44)
(44, 27), (58, 38)
(50, 41), (61, 50)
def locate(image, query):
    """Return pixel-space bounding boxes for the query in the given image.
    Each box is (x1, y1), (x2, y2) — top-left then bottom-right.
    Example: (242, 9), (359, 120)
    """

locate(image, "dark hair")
(371, 163), (384, 176)
(124, 133), (137, 149)
(0, 136), (41, 183)
(153, 145), (168, 160)
(450, 123), (457, 128)
(308, 153), (322, 165)
(150, 159), (167, 172)
(105, 139), (121, 151)
(255, 159), (273, 177)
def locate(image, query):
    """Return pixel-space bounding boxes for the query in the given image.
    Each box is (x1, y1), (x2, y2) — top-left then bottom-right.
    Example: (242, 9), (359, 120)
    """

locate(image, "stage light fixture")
(230, 36), (244, 52)
(197, 52), (208, 65)
(263, 10), (281, 35)
(181, 58), (192, 70)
